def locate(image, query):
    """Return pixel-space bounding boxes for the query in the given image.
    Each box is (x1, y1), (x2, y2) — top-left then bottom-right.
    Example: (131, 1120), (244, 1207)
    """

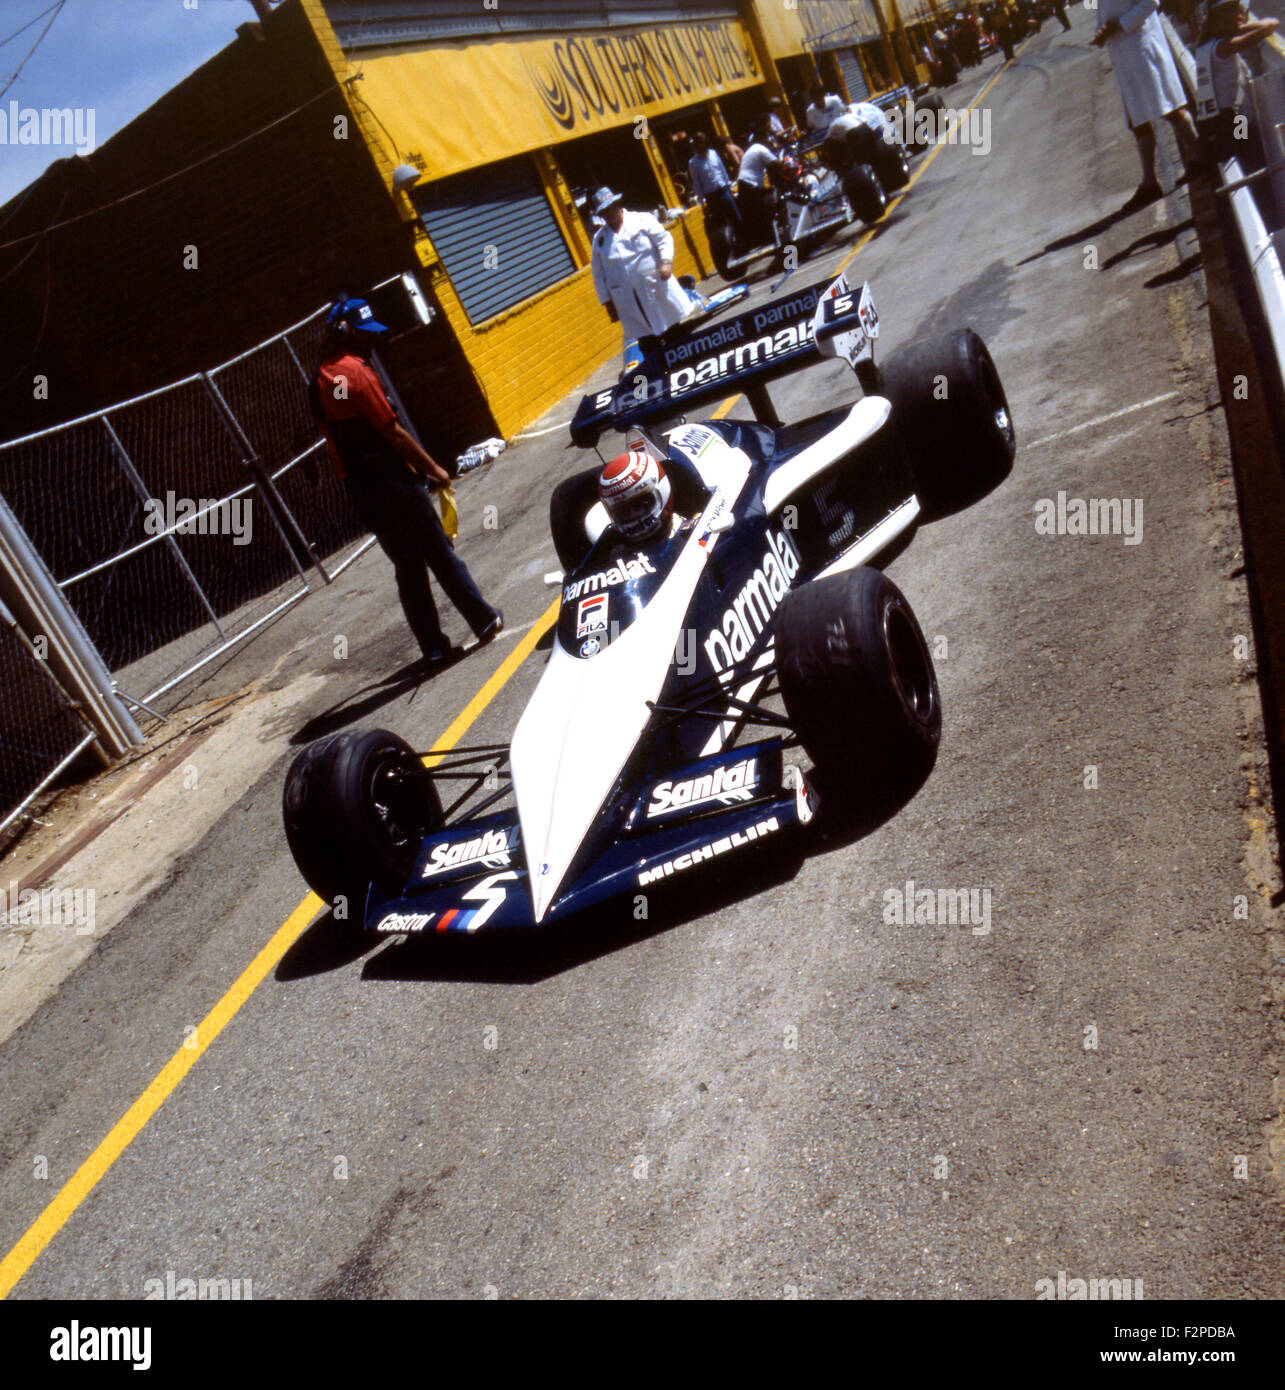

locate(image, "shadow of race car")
(282, 275), (1016, 936)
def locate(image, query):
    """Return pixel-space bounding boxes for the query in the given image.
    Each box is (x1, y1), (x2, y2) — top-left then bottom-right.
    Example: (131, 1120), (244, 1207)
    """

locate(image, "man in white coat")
(589, 188), (692, 350)
(1093, 0), (1201, 208)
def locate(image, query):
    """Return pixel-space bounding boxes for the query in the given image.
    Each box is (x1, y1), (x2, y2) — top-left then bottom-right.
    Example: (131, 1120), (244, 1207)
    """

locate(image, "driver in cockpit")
(597, 434), (706, 547)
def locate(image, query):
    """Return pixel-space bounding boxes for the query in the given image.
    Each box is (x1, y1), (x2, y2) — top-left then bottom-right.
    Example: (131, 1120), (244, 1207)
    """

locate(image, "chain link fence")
(0, 305), (377, 834)
(0, 601), (98, 833)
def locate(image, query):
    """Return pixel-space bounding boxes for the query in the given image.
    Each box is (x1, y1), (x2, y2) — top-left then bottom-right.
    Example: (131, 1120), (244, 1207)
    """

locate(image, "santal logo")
(704, 530), (800, 674)
(50, 1323), (151, 1370)
(1035, 1270), (1144, 1300)
(1034, 492), (1143, 545)
(422, 826), (519, 878)
(648, 757), (758, 817)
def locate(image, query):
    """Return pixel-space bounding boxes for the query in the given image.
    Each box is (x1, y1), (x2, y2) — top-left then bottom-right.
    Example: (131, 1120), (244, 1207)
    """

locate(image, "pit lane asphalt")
(1, 14), (1282, 1299)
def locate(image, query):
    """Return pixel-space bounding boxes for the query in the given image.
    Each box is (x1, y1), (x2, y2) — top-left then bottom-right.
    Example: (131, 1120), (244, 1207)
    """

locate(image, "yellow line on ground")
(838, 57), (1017, 277)
(0, 598), (560, 1300)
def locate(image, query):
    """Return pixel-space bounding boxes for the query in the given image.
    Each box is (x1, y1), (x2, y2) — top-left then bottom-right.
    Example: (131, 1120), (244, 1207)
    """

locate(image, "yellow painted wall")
(298, 0), (724, 441)
(415, 207), (713, 438)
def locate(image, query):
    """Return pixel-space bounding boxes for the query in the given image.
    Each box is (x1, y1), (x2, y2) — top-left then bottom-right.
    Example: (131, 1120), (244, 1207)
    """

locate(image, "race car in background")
(706, 138), (859, 282)
(282, 274), (1015, 936)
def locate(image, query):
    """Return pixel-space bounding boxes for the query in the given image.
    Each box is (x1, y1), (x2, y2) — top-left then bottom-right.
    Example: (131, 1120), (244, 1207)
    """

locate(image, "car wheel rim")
(883, 602), (936, 727)
(369, 752), (431, 855)
(979, 352), (1015, 447)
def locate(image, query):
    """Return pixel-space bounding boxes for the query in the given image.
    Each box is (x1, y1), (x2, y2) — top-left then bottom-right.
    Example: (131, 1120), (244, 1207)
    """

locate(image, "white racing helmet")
(598, 437), (671, 542)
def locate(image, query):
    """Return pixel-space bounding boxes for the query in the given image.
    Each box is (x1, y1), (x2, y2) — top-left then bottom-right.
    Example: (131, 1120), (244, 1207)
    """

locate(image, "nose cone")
(512, 637), (655, 923)
(512, 528), (722, 922)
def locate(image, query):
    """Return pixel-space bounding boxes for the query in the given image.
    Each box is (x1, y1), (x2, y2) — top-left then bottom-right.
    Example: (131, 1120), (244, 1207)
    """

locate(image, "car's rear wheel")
(842, 164), (887, 224)
(881, 328), (1016, 517)
(776, 567), (941, 799)
(283, 729), (442, 911)
(549, 466), (603, 571)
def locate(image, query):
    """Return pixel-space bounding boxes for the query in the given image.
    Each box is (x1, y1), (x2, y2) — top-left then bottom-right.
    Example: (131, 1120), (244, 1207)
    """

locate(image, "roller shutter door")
(414, 157), (576, 326)
(836, 47), (870, 102)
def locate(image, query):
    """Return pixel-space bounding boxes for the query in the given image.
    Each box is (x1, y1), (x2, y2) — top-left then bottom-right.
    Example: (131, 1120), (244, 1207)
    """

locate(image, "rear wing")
(570, 274), (880, 446)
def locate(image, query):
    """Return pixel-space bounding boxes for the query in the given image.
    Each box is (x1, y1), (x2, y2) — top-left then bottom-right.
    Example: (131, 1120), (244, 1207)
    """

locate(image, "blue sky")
(0, 0), (263, 206)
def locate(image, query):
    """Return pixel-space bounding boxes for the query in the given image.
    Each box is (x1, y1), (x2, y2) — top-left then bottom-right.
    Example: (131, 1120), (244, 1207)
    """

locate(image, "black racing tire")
(843, 124), (881, 167)
(550, 466), (603, 572)
(282, 728), (443, 910)
(708, 218), (736, 282)
(773, 205), (808, 270)
(910, 93), (945, 149)
(874, 138), (911, 190)
(880, 328), (1016, 517)
(917, 92), (945, 114)
(776, 567), (941, 795)
(842, 164), (887, 225)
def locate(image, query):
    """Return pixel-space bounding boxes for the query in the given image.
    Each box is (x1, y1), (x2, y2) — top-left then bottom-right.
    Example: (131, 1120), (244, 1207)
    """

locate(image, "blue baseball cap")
(328, 296), (389, 334)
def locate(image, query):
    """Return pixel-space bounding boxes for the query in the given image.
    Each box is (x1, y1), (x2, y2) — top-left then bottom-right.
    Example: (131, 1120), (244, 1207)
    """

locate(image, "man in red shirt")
(310, 297), (502, 670)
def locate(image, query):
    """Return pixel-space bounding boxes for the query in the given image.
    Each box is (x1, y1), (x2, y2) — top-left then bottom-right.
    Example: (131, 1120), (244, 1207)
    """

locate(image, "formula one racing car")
(283, 275), (1015, 936)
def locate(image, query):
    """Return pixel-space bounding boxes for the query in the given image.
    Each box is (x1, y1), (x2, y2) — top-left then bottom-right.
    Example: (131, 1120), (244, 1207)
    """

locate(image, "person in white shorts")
(1092, 0), (1202, 209)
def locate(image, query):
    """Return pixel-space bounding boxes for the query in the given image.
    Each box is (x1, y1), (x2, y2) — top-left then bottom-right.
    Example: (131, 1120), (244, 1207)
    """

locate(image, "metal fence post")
(200, 372), (330, 585)
(99, 415), (228, 639)
(0, 492), (142, 759)
(281, 336), (310, 383)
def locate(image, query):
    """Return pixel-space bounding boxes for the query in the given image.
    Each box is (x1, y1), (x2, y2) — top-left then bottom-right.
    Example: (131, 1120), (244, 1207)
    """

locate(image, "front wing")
(365, 749), (819, 935)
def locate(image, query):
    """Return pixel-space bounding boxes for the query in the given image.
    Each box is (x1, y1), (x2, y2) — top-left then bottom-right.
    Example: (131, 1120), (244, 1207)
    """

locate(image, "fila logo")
(577, 594), (609, 638)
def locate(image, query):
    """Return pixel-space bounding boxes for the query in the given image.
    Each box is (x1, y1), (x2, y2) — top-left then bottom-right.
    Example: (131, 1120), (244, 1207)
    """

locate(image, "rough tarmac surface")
(1, 17), (1282, 1299)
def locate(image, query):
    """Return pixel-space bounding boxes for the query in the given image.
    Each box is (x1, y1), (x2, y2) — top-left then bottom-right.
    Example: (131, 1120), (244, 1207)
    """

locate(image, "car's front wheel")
(842, 164), (887, 224)
(775, 567), (940, 799)
(881, 328), (1016, 517)
(283, 729), (443, 911)
(875, 139), (911, 191)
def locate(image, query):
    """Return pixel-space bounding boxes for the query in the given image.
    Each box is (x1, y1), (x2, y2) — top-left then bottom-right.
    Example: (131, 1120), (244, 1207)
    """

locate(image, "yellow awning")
(358, 18), (764, 181)
(752, 0), (884, 60)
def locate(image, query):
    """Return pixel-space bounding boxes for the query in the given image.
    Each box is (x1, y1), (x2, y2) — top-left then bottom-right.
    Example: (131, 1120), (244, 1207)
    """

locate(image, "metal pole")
(281, 335), (310, 382)
(370, 347), (426, 451)
(0, 492), (143, 758)
(99, 416), (227, 639)
(0, 592), (105, 749)
(200, 371), (328, 584)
